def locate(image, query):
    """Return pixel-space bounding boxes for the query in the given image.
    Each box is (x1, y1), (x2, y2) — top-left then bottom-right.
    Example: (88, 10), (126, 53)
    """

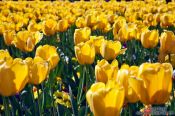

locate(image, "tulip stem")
(30, 85), (37, 116)
(2, 97), (10, 116)
(37, 86), (42, 115)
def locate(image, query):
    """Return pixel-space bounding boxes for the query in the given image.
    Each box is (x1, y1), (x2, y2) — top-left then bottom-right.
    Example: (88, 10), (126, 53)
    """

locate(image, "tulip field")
(0, 0), (175, 116)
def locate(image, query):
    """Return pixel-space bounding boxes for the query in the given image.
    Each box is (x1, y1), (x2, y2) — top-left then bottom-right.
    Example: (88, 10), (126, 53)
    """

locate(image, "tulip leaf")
(68, 85), (78, 116)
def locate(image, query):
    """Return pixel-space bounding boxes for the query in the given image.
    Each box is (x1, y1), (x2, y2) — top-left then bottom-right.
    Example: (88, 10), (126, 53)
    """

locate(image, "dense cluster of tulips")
(0, 0), (175, 116)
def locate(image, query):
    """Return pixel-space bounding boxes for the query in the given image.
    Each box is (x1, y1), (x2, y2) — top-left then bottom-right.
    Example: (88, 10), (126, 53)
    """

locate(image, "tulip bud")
(129, 63), (173, 105)
(74, 41), (95, 65)
(35, 45), (60, 69)
(74, 27), (91, 45)
(141, 30), (159, 48)
(95, 59), (118, 83)
(86, 81), (125, 116)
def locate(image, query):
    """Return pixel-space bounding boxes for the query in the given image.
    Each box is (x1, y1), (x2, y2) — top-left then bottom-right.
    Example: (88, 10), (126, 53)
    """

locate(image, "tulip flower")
(116, 66), (139, 103)
(28, 21), (42, 32)
(141, 30), (159, 48)
(56, 19), (69, 32)
(74, 27), (91, 45)
(12, 30), (43, 52)
(35, 45), (60, 69)
(129, 63), (173, 105)
(95, 59), (118, 83)
(160, 14), (174, 27)
(25, 57), (50, 85)
(75, 17), (87, 28)
(3, 30), (16, 46)
(90, 36), (104, 54)
(0, 50), (13, 65)
(117, 23), (137, 42)
(159, 31), (175, 54)
(0, 58), (28, 96)
(85, 14), (97, 28)
(113, 17), (126, 40)
(100, 40), (126, 61)
(74, 41), (95, 65)
(42, 19), (57, 36)
(86, 81), (125, 116)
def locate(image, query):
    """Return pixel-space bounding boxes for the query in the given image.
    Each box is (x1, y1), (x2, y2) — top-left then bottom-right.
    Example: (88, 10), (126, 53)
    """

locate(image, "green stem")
(77, 65), (85, 105)
(3, 97), (10, 116)
(85, 65), (89, 115)
(30, 85), (37, 116)
(37, 86), (41, 115)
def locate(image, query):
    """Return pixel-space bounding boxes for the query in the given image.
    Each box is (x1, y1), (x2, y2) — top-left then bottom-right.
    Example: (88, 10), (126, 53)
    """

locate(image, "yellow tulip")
(66, 15), (76, 25)
(0, 58), (28, 96)
(56, 19), (69, 32)
(3, 30), (16, 46)
(75, 17), (86, 28)
(74, 27), (91, 45)
(0, 50), (13, 65)
(141, 30), (159, 48)
(129, 63), (173, 105)
(160, 31), (175, 54)
(116, 66), (139, 103)
(28, 21), (42, 32)
(25, 57), (50, 85)
(86, 81), (125, 116)
(95, 59), (118, 83)
(117, 23), (137, 42)
(160, 14), (174, 27)
(42, 19), (57, 36)
(15, 22), (24, 32)
(143, 13), (157, 26)
(13, 31), (43, 52)
(100, 40), (126, 61)
(96, 14), (109, 31)
(85, 14), (97, 28)
(35, 45), (60, 69)
(74, 41), (95, 65)
(113, 17), (126, 40)
(90, 36), (104, 54)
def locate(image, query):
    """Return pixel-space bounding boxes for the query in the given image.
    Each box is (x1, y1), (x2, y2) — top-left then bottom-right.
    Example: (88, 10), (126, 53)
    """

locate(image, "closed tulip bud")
(0, 50), (13, 65)
(160, 14), (174, 27)
(95, 59), (118, 83)
(86, 81), (125, 116)
(13, 31), (43, 52)
(90, 36), (104, 54)
(25, 57), (50, 85)
(100, 40), (126, 61)
(42, 19), (57, 36)
(160, 31), (175, 54)
(28, 21), (42, 32)
(85, 14), (97, 28)
(3, 30), (16, 46)
(35, 45), (60, 69)
(74, 41), (95, 65)
(0, 58), (28, 96)
(129, 63), (173, 105)
(116, 66), (139, 103)
(141, 30), (159, 48)
(56, 19), (69, 32)
(74, 27), (91, 45)
(66, 15), (76, 25)
(96, 15), (109, 30)
(117, 23), (137, 42)
(113, 17), (126, 40)
(75, 17), (86, 28)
